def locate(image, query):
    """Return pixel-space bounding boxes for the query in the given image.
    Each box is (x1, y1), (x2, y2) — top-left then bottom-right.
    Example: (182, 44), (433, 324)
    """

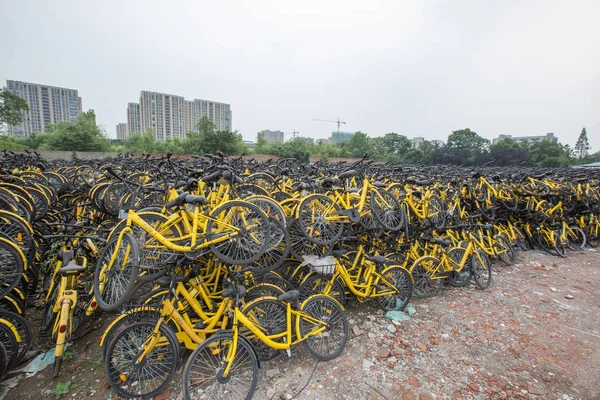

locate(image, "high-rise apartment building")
(331, 131), (354, 144)
(4, 80), (82, 137)
(492, 132), (558, 145)
(123, 91), (232, 140)
(259, 130), (284, 143)
(127, 102), (142, 134)
(116, 123), (128, 140)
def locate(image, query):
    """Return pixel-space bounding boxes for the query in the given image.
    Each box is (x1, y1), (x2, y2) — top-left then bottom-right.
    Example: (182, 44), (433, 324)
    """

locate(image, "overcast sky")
(2, 0), (599, 150)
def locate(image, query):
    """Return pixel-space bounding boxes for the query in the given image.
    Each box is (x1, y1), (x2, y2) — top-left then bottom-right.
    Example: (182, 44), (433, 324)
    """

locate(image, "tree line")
(0, 88), (596, 166)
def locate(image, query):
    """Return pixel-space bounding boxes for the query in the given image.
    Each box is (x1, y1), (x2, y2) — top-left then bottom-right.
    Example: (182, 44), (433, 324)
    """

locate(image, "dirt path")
(3, 249), (599, 400)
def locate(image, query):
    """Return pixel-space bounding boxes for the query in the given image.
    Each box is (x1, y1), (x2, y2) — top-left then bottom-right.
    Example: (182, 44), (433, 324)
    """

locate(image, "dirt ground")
(2, 249), (599, 400)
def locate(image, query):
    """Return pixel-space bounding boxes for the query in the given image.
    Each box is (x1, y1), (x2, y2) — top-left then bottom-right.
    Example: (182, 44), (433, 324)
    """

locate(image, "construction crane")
(313, 118), (347, 133)
(285, 129), (300, 140)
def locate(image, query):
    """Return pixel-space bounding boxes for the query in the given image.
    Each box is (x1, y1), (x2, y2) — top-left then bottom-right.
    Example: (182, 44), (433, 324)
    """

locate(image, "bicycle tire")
(410, 256), (443, 298)
(300, 295), (348, 361)
(472, 249), (492, 289)
(183, 332), (258, 400)
(370, 189), (404, 231)
(207, 201), (271, 265)
(105, 321), (180, 399)
(0, 238), (25, 299)
(93, 232), (140, 312)
(566, 226), (586, 251)
(296, 194), (344, 246)
(241, 297), (287, 361)
(0, 310), (31, 365)
(374, 266), (413, 312)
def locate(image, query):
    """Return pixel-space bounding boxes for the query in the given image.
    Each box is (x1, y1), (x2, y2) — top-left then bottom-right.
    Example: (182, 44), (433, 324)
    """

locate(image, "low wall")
(11, 150), (363, 164)
(12, 150), (120, 161)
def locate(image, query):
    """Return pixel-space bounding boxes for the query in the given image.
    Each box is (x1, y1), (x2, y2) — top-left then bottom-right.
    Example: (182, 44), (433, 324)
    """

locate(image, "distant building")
(331, 131), (354, 145)
(5, 80), (82, 137)
(260, 130), (284, 143)
(243, 140), (255, 149)
(124, 90), (232, 141)
(492, 132), (558, 145)
(411, 136), (425, 149)
(127, 102), (142, 134)
(316, 138), (331, 145)
(116, 123), (128, 140)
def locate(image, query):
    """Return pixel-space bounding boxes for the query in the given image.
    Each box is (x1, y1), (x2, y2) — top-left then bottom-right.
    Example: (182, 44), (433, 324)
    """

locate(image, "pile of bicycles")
(0, 149), (598, 399)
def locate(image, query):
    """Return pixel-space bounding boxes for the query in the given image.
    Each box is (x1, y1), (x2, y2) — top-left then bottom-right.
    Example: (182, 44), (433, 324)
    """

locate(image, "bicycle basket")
(301, 255), (336, 275)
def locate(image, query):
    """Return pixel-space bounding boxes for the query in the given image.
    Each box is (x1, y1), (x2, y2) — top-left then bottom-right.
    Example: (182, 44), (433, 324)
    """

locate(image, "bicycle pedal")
(285, 349), (292, 357)
(194, 322), (206, 329)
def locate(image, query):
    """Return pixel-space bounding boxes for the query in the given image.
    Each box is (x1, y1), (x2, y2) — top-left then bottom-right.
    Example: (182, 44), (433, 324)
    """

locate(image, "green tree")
(529, 140), (571, 167)
(371, 133), (413, 161)
(574, 127), (590, 160)
(254, 133), (269, 154)
(279, 137), (312, 162)
(442, 128), (490, 165)
(344, 132), (371, 158)
(488, 138), (531, 166)
(0, 89), (29, 128)
(42, 110), (111, 151)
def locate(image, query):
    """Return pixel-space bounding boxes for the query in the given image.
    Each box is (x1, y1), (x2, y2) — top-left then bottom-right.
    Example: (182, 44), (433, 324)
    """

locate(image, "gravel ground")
(2, 249), (599, 400)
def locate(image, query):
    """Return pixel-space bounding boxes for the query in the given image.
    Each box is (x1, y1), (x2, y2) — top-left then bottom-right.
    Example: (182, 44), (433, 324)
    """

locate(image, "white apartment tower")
(124, 90), (232, 140)
(126, 102), (142, 134)
(5, 80), (83, 137)
(116, 123), (128, 140)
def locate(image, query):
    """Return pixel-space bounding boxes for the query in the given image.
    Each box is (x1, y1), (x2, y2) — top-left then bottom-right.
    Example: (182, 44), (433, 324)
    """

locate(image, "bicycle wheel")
(0, 320), (19, 370)
(183, 333), (258, 400)
(496, 236), (517, 265)
(0, 342), (7, 379)
(207, 201), (271, 265)
(0, 310), (31, 365)
(472, 249), (492, 289)
(300, 295), (348, 361)
(447, 247), (472, 287)
(370, 189), (404, 231)
(566, 226), (586, 251)
(297, 194), (344, 246)
(299, 274), (346, 305)
(288, 218), (332, 260)
(101, 307), (161, 360)
(0, 238), (25, 299)
(410, 256), (443, 298)
(94, 232), (140, 312)
(105, 321), (179, 399)
(241, 297), (287, 361)
(374, 266), (413, 312)
(427, 196), (446, 230)
(249, 218), (289, 272)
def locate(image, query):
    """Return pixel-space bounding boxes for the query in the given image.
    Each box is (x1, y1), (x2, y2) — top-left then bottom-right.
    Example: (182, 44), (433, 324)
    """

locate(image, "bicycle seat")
(166, 191), (189, 208)
(322, 177), (340, 186)
(373, 181), (387, 188)
(156, 275), (188, 287)
(278, 290), (299, 303)
(222, 284), (246, 299)
(58, 260), (85, 276)
(58, 250), (74, 266)
(172, 180), (187, 189)
(368, 255), (389, 264)
(348, 188), (360, 193)
(202, 171), (221, 183)
(184, 195), (208, 205)
(430, 237), (452, 246)
(339, 170), (358, 179)
(482, 224), (493, 230)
